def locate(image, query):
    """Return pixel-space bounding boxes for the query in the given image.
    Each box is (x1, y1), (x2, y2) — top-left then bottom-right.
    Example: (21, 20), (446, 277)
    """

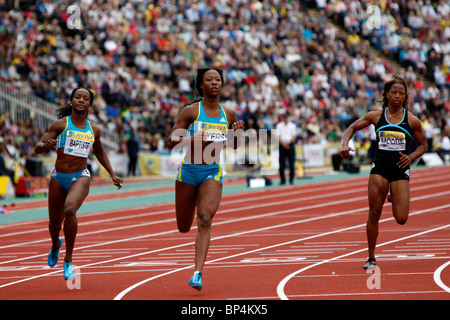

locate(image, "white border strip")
(113, 203), (450, 300)
(433, 260), (450, 293)
(277, 216), (450, 300)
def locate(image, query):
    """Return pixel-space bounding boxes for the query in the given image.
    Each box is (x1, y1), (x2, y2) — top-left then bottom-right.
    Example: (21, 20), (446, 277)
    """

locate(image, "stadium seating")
(0, 0), (448, 174)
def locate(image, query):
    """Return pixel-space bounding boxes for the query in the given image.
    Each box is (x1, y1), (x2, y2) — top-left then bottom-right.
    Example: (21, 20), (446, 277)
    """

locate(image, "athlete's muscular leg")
(48, 177), (66, 251)
(175, 180), (197, 233)
(367, 174), (389, 260)
(194, 180), (222, 272)
(63, 177), (90, 262)
(389, 179), (410, 225)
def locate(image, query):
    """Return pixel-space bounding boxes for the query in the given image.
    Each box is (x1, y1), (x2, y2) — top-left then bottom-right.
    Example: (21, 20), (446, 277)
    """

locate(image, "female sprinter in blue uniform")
(167, 68), (245, 291)
(339, 75), (427, 269)
(35, 88), (123, 280)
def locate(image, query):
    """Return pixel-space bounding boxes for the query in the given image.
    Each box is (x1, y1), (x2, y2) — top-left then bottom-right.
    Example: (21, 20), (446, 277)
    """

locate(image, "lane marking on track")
(433, 260), (450, 294)
(1, 169), (449, 297)
(0, 170), (446, 243)
(113, 203), (450, 300)
(1, 176), (448, 253)
(1, 184), (449, 290)
(228, 290), (445, 300)
(0, 184), (377, 259)
(0, 205), (370, 289)
(0, 169), (445, 236)
(2, 187), (449, 270)
(0, 177), (369, 238)
(276, 219), (450, 300)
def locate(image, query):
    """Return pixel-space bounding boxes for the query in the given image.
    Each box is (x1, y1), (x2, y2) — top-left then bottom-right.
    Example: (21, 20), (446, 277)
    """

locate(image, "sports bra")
(187, 100), (229, 142)
(56, 116), (95, 158)
(374, 108), (413, 166)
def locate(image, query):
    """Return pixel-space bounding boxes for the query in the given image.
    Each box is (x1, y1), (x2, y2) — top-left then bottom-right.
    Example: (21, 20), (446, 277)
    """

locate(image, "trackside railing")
(0, 82), (119, 152)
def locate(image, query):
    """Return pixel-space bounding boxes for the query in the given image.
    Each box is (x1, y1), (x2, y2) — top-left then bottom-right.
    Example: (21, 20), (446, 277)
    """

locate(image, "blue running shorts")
(176, 162), (223, 186)
(52, 168), (91, 191)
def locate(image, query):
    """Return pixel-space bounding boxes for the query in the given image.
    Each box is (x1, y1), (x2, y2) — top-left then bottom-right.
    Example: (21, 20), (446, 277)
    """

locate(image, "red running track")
(0, 166), (450, 301)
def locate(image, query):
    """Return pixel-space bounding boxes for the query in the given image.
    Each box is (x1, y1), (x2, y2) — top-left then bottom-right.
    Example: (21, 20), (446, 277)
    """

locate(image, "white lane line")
(0, 205), (368, 289)
(1, 171), (449, 297)
(1, 178), (448, 255)
(276, 218), (450, 300)
(114, 203), (450, 300)
(0, 188), (374, 263)
(0, 171), (446, 239)
(433, 260), (450, 293)
(0, 178), (370, 240)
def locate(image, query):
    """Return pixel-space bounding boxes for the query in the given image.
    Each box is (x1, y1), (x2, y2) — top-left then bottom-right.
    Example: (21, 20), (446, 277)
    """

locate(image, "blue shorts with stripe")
(52, 168), (90, 191)
(176, 162), (223, 186)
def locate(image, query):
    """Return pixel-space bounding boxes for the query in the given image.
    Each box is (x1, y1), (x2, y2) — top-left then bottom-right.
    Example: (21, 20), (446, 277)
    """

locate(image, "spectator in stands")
(276, 112), (298, 185)
(437, 125), (450, 162)
(126, 130), (139, 176)
(0, 0), (447, 176)
(0, 137), (15, 184)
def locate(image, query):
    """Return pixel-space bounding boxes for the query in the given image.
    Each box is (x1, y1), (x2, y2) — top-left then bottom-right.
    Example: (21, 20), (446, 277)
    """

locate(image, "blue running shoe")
(188, 272), (202, 291)
(64, 261), (75, 280)
(47, 238), (62, 268)
(363, 258), (377, 270)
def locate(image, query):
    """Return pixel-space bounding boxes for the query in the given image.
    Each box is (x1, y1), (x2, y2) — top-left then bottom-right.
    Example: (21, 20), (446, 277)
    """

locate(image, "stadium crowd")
(0, 0), (449, 177)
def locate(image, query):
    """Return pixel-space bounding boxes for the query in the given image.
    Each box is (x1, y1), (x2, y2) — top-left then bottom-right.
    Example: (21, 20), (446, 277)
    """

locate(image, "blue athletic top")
(56, 116), (95, 158)
(187, 101), (229, 142)
(374, 108), (413, 167)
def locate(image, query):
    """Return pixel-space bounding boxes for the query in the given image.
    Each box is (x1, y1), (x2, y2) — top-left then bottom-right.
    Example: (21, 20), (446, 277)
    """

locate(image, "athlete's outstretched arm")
(92, 126), (123, 189)
(397, 112), (428, 168)
(167, 105), (197, 150)
(339, 111), (379, 160)
(224, 108), (245, 150)
(34, 119), (65, 154)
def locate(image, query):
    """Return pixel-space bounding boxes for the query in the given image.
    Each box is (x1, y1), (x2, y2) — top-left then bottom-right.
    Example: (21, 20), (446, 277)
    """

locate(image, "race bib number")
(64, 130), (95, 158)
(198, 122), (228, 142)
(378, 130), (406, 151)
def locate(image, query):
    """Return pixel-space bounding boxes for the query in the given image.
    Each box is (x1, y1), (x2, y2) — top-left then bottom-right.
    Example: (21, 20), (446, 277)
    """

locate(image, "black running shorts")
(370, 161), (410, 182)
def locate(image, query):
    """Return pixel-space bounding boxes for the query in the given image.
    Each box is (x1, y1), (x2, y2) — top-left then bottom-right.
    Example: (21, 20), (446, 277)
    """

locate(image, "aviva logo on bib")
(67, 130), (95, 142)
(199, 123), (228, 133)
(195, 122), (228, 142)
(378, 130), (406, 151)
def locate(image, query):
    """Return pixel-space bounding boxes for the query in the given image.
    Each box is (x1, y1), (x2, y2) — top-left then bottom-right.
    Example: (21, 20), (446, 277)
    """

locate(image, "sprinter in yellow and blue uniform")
(35, 87), (123, 281)
(339, 75), (427, 270)
(168, 68), (245, 291)
(52, 115), (95, 191)
(176, 100), (229, 186)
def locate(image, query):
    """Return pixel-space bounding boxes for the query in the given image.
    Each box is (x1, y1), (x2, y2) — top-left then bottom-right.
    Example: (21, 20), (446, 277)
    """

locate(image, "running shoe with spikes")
(64, 261), (75, 280)
(47, 238), (63, 268)
(188, 272), (203, 291)
(363, 258), (377, 270)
